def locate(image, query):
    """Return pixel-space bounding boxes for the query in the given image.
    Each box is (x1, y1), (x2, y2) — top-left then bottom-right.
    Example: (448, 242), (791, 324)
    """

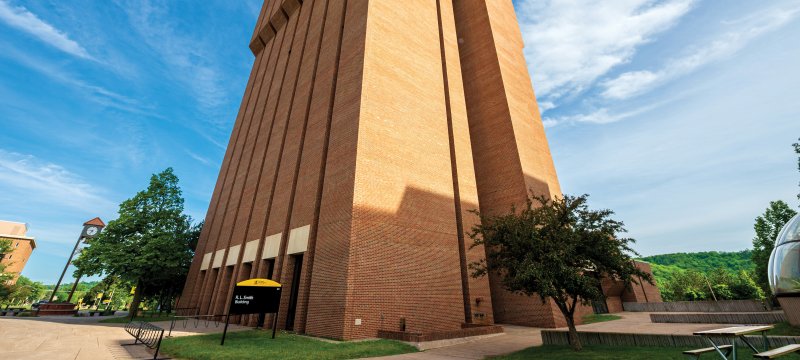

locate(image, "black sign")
(222, 279), (283, 345)
(229, 285), (281, 315)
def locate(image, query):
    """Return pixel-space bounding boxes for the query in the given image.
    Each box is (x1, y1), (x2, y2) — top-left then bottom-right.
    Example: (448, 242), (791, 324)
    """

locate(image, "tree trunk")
(128, 280), (143, 320)
(564, 313), (582, 351)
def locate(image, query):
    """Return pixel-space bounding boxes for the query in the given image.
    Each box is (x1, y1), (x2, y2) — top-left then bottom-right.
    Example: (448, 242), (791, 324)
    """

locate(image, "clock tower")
(43, 217), (106, 314)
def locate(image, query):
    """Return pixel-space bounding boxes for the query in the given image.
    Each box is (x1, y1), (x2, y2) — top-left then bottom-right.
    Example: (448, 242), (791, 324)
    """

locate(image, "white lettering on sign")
(234, 294), (255, 305)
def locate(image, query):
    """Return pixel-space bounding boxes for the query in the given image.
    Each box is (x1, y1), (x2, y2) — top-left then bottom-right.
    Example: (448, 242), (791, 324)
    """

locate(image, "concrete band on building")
(178, 0), (661, 340)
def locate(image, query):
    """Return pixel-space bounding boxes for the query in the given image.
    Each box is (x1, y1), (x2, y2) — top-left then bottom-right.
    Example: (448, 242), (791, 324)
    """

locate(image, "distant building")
(0, 220), (36, 285)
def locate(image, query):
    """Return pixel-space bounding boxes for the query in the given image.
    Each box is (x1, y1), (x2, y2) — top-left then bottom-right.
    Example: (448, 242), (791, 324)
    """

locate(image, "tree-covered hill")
(639, 250), (754, 285)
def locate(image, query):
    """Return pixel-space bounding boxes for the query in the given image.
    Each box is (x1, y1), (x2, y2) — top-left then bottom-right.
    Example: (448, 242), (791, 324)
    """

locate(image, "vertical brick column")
(453, 0), (564, 328)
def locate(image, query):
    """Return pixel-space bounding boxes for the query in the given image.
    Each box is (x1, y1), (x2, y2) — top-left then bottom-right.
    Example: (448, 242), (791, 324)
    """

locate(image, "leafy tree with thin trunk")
(73, 168), (198, 317)
(752, 200), (796, 296)
(469, 194), (651, 351)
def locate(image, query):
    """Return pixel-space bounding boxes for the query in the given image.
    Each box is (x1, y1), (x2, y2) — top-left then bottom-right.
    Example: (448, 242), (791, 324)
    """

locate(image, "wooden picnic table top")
(693, 325), (774, 336)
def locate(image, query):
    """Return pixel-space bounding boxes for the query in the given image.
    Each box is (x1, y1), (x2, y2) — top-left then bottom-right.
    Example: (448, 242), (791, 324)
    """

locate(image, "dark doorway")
(201, 268), (219, 314)
(285, 254), (303, 330)
(592, 298), (609, 314)
(263, 259), (275, 279)
(592, 281), (609, 314)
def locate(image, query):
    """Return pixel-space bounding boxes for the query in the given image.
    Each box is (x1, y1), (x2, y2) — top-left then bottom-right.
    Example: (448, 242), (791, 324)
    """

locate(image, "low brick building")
(179, 0), (660, 340)
(0, 220), (36, 285)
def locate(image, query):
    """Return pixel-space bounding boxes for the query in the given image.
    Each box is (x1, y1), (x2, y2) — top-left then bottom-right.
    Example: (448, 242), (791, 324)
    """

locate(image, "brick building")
(179, 0), (660, 340)
(0, 220), (36, 285)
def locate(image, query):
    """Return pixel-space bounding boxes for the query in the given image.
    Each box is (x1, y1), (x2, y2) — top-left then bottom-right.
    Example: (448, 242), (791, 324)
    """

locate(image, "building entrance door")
(285, 254), (303, 330)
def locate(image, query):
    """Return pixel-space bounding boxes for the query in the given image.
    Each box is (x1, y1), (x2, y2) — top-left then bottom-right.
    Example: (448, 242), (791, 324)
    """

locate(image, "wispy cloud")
(0, 42), (156, 116)
(120, 0), (230, 129)
(516, 0), (694, 101)
(0, 150), (116, 212)
(602, 4), (800, 99)
(185, 149), (213, 166)
(0, 0), (94, 60)
(543, 103), (661, 127)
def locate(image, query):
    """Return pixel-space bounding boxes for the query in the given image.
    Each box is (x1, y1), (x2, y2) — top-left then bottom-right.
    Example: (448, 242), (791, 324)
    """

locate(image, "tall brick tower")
(179, 0), (598, 340)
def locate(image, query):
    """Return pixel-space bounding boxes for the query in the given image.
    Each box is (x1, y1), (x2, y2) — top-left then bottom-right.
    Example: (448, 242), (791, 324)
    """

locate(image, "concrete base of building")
(777, 296), (800, 326)
(37, 302), (78, 316)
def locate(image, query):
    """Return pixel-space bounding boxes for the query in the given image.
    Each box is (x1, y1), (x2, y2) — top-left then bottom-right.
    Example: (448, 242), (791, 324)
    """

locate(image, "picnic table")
(693, 325), (773, 359)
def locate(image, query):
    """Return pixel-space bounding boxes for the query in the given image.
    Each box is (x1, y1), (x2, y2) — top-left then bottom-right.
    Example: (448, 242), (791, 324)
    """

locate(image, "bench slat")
(683, 345), (733, 355)
(754, 344), (800, 359)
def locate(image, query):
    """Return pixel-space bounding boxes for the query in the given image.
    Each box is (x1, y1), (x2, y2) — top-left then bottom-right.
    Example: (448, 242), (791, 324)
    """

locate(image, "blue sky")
(0, 0), (798, 284)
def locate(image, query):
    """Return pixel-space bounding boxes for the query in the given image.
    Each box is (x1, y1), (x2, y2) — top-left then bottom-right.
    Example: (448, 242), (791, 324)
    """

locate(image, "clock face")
(86, 226), (98, 236)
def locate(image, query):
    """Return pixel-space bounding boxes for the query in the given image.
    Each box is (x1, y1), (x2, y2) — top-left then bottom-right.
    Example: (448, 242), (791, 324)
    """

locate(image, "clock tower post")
(46, 217), (105, 309)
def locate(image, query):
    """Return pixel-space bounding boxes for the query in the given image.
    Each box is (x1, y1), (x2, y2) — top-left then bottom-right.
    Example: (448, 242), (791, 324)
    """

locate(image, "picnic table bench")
(693, 325), (772, 359)
(753, 344), (800, 359)
(684, 345), (734, 359)
(689, 325), (800, 359)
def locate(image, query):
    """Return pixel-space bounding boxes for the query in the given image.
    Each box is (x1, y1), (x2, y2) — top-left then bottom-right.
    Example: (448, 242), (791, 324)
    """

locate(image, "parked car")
(31, 300), (48, 310)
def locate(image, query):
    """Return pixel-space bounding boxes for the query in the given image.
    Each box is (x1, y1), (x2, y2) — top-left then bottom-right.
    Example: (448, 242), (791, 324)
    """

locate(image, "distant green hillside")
(639, 250), (754, 285)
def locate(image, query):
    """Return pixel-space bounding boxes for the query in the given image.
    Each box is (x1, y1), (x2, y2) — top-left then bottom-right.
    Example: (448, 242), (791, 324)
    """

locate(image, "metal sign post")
(220, 278), (282, 346)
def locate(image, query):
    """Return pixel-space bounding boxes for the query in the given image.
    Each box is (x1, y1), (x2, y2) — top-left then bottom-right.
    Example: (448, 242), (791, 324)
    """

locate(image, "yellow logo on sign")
(236, 278), (281, 287)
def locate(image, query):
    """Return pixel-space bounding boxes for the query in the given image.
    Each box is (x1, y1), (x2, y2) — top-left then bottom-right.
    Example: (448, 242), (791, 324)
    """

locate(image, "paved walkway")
(368, 312), (733, 359)
(366, 325), (541, 360)
(0, 315), (248, 360)
(572, 311), (727, 335)
(0, 312), (740, 360)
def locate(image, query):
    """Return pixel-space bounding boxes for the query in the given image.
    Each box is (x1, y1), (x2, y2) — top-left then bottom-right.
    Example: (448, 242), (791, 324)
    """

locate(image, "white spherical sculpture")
(768, 213), (800, 325)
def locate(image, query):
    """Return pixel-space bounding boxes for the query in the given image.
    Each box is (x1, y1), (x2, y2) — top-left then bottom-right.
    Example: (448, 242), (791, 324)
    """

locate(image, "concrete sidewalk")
(0, 315), (249, 360)
(365, 325), (541, 360)
(571, 311), (727, 335)
(0, 312), (739, 360)
(369, 312), (734, 359)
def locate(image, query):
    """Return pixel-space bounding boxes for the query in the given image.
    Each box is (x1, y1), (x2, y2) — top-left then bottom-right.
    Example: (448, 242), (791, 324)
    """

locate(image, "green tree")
(752, 201), (796, 295)
(729, 270), (764, 300)
(469, 194), (651, 351)
(6, 276), (46, 305)
(0, 239), (14, 300)
(662, 269), (709, 301)
(73, 168), (197, 317)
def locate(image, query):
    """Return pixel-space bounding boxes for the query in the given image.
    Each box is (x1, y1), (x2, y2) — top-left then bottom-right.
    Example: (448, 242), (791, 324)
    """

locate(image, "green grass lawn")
(581, 313), (622, 324)
(767, 322), (800, 336)
(160, 329), (418, 360)
(494, 345), (757, 359)
(99, 315), (176, 323)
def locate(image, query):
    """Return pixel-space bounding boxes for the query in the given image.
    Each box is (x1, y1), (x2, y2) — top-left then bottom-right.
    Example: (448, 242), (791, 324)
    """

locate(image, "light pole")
(48, 218), (104, 303)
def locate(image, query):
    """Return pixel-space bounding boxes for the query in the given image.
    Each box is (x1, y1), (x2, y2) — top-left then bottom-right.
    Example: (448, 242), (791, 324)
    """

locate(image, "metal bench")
(2, 308), (25, 316)
(123, 321), (167, 360)
(684, 345), (733, 359)
(754, 344), (800, 359)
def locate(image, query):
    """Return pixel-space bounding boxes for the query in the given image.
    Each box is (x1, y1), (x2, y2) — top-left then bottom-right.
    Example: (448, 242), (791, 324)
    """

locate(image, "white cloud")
(516, 0), (694, 101)
(185, 149), (213, 166)
(0, 42), (154, 116)
(538, 101), (557, 113)
(120, 0), (230, 128)
(0, 150), (115, 212)
(543, 102), (664, 127)
(0, 0), (93, 60)
(602, 4), (800, 99)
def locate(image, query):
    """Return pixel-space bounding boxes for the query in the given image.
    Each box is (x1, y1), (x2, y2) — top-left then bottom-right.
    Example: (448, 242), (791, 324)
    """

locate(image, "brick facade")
(179, 0), (660, 340)
(0, 220), (36, 285)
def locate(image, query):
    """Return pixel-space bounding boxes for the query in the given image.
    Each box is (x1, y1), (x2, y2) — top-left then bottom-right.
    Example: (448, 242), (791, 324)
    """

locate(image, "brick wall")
(179, 0), (659, 340)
